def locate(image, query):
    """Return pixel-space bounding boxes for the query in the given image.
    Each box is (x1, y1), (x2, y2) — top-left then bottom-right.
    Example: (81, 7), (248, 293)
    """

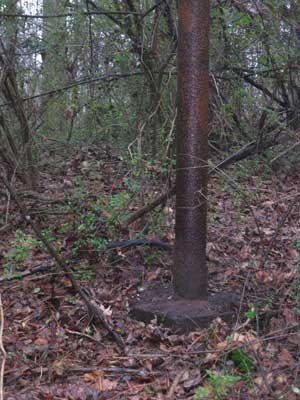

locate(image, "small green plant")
(71, 236), (107, 256)
(144, 251), (161, 266)
(87, 237), (108, 251)
(73, 269), (95, 282)
(69, 200), (108, 255)
(123, 176), (140, 193)
(77, 211), (97, 233)
(289, 277), (300, 317)
(82, 271), (93, 281)
(64, 178), (87, 209)
(244, 306), (256, 320)
(41, 228), (55, 244)
(98, 192), (130, 229)
(3, 229), (39, 278)
(294, 240), (300, 251)
(57, 223), (72, 234)
(206, 326), (214, 340)
(141, 212), (166, 237)
(194, 370), (240, 400)
(144, 385), (156, 396)
(264, 293), (275, 309)
(229, 349), (253, 374)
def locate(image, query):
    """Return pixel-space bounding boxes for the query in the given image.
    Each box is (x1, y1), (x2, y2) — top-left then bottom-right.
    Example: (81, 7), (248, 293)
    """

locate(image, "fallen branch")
(16, 190), (66, 203)
(105, 238), (173, 251)
(102, 239), (221, 265)
(0, 175), (126, 351)
(0, 265), (51, 283)
(122, 133), (282, 229)
(122, 186), (176, 229)
(65, 328), (105, 347)
(260, 195), (299, 268)
(270, 140), (300, 166)
(8, 364), (160, 381)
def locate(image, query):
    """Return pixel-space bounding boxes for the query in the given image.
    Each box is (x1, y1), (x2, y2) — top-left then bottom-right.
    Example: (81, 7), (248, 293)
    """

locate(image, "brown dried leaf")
(203, 352), (220, 363)
(278, 348), (294, 368)
(84, 371), (117, 391)
(283, 307), (296, 325)
(146, 268), (161, 282)
(34, 337), (49, 346)
(52, 360), (65, 376)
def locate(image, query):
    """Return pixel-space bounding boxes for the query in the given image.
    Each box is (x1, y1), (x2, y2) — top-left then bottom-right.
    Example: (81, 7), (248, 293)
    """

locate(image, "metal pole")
(174, 0), (210, 299)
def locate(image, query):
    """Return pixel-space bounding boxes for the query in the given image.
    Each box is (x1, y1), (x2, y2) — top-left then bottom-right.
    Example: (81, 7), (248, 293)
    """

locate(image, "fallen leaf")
(84, 371), (117, 391)
(278, 348), (294, 368)
(283, 308), (296, 325)
(34, 337), (49, 346)
(146, 268), (161, 282)
(203, 352), (219, 363)
(52, 360), (65, 376)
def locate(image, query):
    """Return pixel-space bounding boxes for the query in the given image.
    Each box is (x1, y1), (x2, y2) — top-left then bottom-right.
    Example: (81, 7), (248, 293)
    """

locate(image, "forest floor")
(1, 145), (300, 400)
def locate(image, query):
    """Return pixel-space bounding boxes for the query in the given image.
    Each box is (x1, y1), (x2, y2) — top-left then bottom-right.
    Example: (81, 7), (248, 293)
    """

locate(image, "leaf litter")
(1, 149), (300, 399)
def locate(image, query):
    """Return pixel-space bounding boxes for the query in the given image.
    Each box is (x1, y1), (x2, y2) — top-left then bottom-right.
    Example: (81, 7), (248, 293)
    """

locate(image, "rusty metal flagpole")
(174, 0), (210, 299)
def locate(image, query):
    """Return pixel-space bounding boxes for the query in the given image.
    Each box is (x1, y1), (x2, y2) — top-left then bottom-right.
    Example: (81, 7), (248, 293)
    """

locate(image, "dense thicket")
(0, 0), (299, 184)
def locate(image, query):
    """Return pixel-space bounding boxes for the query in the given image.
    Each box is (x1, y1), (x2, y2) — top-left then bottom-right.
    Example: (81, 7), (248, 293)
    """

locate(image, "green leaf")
(193, 387), (210, 399)
(229, 349), (253, 374)
(244, 306), (256, 320)
(240, 13), (252, 25)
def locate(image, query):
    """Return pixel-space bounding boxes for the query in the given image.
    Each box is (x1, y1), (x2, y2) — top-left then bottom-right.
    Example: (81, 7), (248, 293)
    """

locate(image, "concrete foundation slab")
(129, 283), (240, 332)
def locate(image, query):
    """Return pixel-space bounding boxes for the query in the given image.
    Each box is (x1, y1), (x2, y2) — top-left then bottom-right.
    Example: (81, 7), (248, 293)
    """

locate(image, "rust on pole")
(174, 0), (210, 299)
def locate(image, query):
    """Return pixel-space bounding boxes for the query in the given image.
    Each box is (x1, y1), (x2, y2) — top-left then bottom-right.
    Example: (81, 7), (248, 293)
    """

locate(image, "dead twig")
(166, 369), (187, 400)
(0, 224), (11, 233)
(122, 186), (176, 229)
(65, 328), (105, 347)
(0, 294), (6, 400)
(260, 195), (299, 268)
(0, 189), (66, 204)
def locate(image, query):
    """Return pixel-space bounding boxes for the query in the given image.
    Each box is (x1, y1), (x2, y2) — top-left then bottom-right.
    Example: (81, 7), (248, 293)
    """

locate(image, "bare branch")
(0, 11), (141, 19)
(0, 72), (145, 108)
